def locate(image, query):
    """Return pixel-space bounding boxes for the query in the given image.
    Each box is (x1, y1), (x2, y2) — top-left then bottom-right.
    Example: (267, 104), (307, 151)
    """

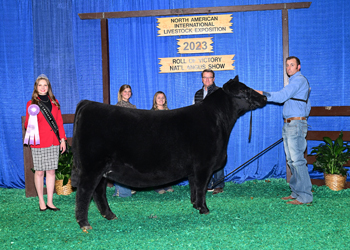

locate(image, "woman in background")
(116, 84), (136, 109)
(113, 84), (136, 197)
(151, 91), (174, 194)
(25, 74), (66, 211)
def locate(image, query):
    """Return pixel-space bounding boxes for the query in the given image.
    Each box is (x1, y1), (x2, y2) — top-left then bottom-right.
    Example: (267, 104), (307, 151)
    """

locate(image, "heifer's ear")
(223, 75), (240, 94)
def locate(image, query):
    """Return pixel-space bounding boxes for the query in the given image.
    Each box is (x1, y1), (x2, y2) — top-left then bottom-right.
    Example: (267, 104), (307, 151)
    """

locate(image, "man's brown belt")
(284, 117), (306, 123)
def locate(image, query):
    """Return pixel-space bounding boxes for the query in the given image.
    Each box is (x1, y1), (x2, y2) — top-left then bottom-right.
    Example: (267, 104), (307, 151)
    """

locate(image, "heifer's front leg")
(194, 184), (210, 214)
(191, 172), (211, 214)
(92, 177), (117, 221)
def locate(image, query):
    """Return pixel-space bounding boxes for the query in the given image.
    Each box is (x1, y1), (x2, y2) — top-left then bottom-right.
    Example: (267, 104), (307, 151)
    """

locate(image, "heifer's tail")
(71, 100), (91, 187)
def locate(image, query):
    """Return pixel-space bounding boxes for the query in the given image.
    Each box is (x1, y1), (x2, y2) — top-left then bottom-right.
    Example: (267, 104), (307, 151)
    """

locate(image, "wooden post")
(22, 117), (40, 197)
(282, 8), (292, 182)
(282, 8), (289, 87)
(101, 18), (110, 104)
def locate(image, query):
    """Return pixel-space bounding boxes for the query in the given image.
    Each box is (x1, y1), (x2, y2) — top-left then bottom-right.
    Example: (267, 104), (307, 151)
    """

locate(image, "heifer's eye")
(244, 89), (252, 101)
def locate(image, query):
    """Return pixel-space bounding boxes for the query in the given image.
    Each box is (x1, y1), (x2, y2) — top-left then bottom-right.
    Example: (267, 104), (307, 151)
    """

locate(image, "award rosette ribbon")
(24, 104), (40, 145)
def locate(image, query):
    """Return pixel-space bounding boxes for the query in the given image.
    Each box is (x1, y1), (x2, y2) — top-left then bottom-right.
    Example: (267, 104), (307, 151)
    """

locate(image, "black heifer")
(71, 76), (267, 230)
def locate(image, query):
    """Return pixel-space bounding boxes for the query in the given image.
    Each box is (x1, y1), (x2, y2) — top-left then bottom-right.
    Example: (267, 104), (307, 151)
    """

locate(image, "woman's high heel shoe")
(46, 205), (60, 211)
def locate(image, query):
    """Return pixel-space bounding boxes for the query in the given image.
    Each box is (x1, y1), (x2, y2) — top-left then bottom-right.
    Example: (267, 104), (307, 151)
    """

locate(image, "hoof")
(106, 214), (117, 220)
(81, 225), (93, 232)
(199, 209), (210, 215)
(102, 213), (117, 220)
(78, 220), (92, 231)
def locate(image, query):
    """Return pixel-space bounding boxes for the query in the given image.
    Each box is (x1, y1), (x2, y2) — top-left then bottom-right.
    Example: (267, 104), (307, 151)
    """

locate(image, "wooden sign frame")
(78, 2), (311, 104)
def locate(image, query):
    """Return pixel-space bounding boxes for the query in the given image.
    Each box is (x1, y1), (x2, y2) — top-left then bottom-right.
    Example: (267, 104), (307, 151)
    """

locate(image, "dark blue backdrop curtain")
(0, 0), (349, 188)
(32, 0), (80, 140)
(0, 1), (33, 188)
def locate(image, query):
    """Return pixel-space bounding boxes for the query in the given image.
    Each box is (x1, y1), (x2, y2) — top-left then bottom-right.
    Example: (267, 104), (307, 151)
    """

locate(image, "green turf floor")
(1, 179), (349, 249)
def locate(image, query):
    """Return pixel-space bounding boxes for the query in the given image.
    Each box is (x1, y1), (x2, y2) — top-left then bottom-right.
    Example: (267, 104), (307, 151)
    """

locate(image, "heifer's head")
(222, 75), (267, 113)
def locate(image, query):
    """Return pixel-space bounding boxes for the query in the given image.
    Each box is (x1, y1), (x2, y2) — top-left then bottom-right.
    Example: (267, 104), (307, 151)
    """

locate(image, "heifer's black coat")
(72, 76), (266, 230)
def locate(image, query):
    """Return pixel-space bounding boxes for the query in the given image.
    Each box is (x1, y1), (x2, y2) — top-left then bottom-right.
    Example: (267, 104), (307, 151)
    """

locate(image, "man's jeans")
(208, 168), (225, 189)
(282, 120), (313, 203)
(113, 183), (132, 197)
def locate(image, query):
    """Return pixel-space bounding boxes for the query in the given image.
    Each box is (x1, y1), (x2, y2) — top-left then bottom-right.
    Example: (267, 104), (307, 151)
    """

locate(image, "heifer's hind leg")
(75, 183), (95, 230)
(188, 175), (196, 205)
(93, 177), (117, 221)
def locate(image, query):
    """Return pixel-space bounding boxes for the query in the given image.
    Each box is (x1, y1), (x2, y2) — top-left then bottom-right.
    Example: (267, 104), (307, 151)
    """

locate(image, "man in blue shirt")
(255, 56), (313, 205)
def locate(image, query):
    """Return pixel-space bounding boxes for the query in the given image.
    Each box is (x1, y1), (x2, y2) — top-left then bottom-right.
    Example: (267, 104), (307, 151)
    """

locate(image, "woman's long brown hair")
(31, 76), (60, 109)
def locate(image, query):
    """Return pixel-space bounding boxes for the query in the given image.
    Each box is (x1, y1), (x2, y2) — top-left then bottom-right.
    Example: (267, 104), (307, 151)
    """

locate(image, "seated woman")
(150, 91), (174, 194)
(113, 84), (136, 197)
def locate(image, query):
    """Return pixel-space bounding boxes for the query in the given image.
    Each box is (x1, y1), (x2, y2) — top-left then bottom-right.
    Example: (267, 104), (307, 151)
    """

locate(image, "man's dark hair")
(201, 69), (215, 78)
(286, 56), (300, 66)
